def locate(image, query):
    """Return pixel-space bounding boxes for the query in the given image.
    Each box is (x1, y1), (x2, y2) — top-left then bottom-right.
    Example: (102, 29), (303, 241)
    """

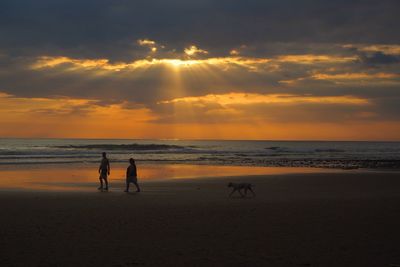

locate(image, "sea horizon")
(2, 137), (400, 142)
(1, 138), (399, 169)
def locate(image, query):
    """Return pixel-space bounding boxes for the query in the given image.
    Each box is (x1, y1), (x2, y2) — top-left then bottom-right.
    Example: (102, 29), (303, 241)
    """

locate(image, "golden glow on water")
(0, 164), (339, 191)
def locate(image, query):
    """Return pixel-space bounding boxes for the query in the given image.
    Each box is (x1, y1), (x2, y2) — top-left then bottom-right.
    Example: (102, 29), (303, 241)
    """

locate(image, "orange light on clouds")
(0, 93), (158, 138)
(30, 55), (272, 72)
(277, 54), (357, 64)
(160, 93), (370, 106)
(184, 45), (209, 56)
(312, 72), (400, 80)
(5, 48), (400, 140)
(343, 44), (400, 55)
(2, 91), (392, 140)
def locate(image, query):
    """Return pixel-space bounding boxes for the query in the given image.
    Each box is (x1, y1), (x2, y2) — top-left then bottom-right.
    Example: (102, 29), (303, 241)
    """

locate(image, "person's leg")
(104, 177), (108, 190)
(98, 176), (103, 190)
(124, 178), (130, 192)
(133, 182), (141, 192)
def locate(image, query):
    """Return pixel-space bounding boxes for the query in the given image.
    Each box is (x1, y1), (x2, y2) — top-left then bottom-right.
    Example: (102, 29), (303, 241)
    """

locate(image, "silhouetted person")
(125, 158), (141, 192)
(98, 152), (110, 191)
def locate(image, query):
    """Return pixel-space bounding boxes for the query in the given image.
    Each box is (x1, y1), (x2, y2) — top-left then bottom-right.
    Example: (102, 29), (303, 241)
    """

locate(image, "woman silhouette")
(125, 158), (141, 192)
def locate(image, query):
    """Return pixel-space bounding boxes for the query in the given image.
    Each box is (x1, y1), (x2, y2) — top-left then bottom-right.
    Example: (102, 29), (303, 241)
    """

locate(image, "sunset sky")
(1, 0), (400, 140)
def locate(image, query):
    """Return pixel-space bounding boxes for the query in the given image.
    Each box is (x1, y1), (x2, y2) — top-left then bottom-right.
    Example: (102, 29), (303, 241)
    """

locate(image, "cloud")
(0, 0), (400, 139)
(359, 51), (400, 65)
(1, 0), (399, 60)
(0, 93), (158, 138)
(230, 50), (240, 56)
(345, 44), (400, 55)
(160, 93), (369, 106)
(0, 47), (398, 115)
(184, 45), (209, 57)
(137, 39), (156, 47)
(153, 93), (372, 124)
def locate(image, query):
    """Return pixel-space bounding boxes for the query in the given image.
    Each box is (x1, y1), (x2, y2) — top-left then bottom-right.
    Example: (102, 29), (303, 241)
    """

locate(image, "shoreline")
(1, 159), (400, 170)
(0, 163), (372, 192)
(0, 168), (397, 193)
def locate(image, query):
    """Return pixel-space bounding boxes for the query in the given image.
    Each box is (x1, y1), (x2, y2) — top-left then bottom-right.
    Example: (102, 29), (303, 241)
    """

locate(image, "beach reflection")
(0, 163), (339, 191)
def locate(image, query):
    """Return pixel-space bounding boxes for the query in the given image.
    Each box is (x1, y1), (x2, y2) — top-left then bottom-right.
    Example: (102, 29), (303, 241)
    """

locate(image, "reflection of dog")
(228, 182), (255, 197)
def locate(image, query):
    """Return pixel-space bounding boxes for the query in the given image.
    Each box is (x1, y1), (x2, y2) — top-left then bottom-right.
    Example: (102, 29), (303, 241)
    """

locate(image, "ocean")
(1, 139), (400, 169)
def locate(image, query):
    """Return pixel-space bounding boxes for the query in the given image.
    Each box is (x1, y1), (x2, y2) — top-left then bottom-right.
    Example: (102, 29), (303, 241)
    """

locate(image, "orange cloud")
(8, 50), (400, 140)
(29, 52), (352, 70)
(0, 92), (399, 140)
(276, 54), (357, 64)
(312, 72), (400, 80)
(31, 55), (272, 71)
(32, 56), (130, 71)
(0, 93), (158, 138)
(343, 44), (400, 55)
(160, 93), (370, 106)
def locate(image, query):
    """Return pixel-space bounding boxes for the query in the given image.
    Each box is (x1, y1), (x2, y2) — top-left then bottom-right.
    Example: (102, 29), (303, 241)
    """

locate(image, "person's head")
(102, 152), (107, 158)
(129, 158), (135, 165)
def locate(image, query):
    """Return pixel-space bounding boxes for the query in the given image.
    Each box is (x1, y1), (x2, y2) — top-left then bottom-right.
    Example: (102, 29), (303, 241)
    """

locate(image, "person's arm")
(126, 167), (129, 179)
(107, 160), (110, 174)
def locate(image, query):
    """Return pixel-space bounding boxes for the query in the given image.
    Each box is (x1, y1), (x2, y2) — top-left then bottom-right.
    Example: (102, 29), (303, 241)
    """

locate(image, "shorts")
(100, 169), (108, 179)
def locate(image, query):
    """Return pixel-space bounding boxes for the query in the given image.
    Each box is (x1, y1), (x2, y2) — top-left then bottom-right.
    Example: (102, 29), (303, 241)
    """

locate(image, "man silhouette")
(98, 152), (110, 191)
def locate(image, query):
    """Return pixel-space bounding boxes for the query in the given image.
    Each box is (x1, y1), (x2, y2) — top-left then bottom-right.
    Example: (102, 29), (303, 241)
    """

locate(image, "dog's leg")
(238, 189), (245, 198)
(229, 188), (236, 197)
(249, 187), (256, 197)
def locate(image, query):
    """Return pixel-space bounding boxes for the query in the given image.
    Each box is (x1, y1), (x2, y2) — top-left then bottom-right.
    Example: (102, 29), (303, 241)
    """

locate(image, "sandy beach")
(1, 0), (400, 265)
(1, 171), (400, 266)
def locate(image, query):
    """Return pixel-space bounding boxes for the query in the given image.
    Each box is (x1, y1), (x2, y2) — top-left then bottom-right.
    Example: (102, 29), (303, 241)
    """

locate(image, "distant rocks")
(265, 146), (281, 150)
(315, 149), (345, 153)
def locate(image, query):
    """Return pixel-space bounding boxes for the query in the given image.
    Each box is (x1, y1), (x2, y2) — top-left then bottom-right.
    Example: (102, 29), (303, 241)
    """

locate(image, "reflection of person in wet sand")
(125, 158), (141, 193)
(98, 152), (110, 191)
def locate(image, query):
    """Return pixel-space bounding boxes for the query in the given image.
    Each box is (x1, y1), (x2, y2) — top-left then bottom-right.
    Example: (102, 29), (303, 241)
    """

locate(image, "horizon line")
(0, 137), (399, 142)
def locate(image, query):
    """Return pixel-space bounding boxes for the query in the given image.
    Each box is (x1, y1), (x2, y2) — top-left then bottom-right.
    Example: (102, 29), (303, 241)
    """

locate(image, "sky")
(0, 0), (400, 140)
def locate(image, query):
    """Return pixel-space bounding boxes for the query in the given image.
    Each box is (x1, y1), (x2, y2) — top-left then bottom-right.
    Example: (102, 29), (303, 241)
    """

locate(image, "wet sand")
(0, 163), (338, 191)
(1, 171), (400, 266)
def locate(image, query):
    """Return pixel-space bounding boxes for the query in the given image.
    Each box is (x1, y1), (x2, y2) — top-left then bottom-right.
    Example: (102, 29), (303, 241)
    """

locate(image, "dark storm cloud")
(1, 0), (400, 60)
(373, 97), (400, 120)
(358, 52), (400, 65)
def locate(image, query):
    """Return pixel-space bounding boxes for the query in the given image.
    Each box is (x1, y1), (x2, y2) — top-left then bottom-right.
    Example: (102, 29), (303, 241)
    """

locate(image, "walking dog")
(228, 182), (255, 197)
